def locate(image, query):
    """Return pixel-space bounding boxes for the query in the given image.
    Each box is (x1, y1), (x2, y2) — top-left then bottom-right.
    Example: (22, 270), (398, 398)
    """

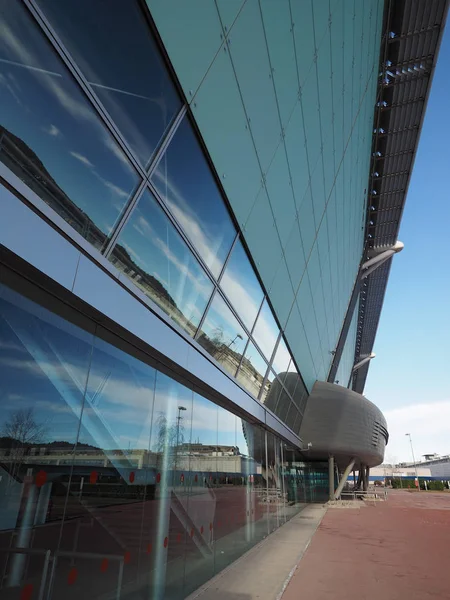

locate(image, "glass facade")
(0, 0), (308, 436)
(0, 279), (304, 599)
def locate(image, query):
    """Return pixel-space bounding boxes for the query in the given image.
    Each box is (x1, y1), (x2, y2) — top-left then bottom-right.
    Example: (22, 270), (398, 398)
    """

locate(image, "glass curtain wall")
(0, 0), (309, 436)
(0, 280), (304, 599)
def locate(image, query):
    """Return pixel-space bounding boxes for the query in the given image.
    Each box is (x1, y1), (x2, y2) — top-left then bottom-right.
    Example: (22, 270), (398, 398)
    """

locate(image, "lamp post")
(405, 433), (420, 491)
(174, 406), (186, 486)
(228, 333), (243, 348)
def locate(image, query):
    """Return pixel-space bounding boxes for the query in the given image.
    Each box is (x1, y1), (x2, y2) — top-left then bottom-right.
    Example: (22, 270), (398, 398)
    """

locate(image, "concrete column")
(334, 458), (356, 500)
(328, 456), (334, 501)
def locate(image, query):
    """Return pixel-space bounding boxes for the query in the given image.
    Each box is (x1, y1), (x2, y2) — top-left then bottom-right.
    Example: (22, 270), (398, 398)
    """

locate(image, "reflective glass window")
(0, 283), (94, 590)
(271, 338), (292, 383)
(36, 0), (181, 167)
(56, 334), (158, 598)
(148, 372), (193, 599)
(252, 300), (279, 362)
(196, 293), (247, 377)
(0, 0), (140, 249)
(267, 433), (282, 531)
(183, 392), (217, 595)
(110, 189), (214, 336)
(220, 239), (264, 331)
(151, 118), (236, 277)
(236, 341), (268, 399)
(260, 368), (275, 405)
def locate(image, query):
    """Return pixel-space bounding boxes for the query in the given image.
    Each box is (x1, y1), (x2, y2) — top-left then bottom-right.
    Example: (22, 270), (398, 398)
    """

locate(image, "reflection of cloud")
(128, 210), (211, 299)
(191, 403), (235, 434)
(122, 241), (144, 266)
(221, 266), (260, 329)
(0, 72), (25, 108)
(101, 179), (129, 198)
(1, 18), (134, 174)
(43, 124), (61, 137)
(70, 151), (94, 168)
(153, 168), (228, 275)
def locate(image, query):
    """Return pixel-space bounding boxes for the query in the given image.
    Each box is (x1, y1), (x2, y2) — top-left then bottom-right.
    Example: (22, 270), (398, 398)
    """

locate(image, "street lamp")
(174, 406), (187, 486)
(228, 333), (243, 348)
(405, 433), (420, 491)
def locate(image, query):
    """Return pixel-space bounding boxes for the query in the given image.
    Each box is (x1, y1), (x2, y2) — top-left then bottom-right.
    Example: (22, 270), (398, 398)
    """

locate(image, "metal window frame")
(3, 0), (309, 426)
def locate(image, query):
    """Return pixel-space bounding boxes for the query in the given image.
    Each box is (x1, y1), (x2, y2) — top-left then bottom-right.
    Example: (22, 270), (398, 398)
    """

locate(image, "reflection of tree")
(1, 408), (48, 479)
(154, 413), (185, 470)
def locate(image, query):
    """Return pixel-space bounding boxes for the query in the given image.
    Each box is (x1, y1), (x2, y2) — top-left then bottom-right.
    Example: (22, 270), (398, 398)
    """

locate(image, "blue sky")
(364, 19), (450, 463)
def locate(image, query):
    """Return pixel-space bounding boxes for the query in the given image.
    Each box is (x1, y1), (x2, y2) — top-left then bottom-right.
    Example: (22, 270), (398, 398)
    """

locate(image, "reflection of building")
(0, 0), (446, 598)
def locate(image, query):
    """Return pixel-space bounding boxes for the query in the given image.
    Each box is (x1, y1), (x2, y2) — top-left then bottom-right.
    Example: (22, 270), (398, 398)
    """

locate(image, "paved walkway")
(283, 490), (450, 600)
(186, 504), (327, 600)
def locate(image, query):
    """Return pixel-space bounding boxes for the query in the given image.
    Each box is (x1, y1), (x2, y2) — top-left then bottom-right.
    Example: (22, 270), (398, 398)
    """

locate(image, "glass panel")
(236, 341), (268, 399)
(110, 189), (213, 336)
(183, 393), (217, 596)
(260, 368), (275, 406)
(51, 335), (157, 600)
(0, 0), (140, 249)
(0, 284), (93, 598)
(291, 376), (309, 416)
(266, 434), (282, 532)
(271, 338), (292, 383)
(196, 293), (247, 377)
(151, 118), (236, 277)
(282, 445), (307, 518)
(220, 239), (264, 331)
(147, 372), (193, 600)
(36, 0), (181, 167)
(252, 300), (279, 362)
(214, 418), (267, 572)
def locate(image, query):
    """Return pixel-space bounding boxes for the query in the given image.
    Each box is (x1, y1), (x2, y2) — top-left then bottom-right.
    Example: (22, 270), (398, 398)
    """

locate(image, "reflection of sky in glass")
(0, 285), (93, 446)
(151, 118), (236, 277)
(272, 338), (290, 376)
(36, 0), (181, 167)
(218, 406), (237, 450)
(78, 337), (157, 452)
(150, 372), (193, 452)
(111, 189), (213, 333)
(0, 1), (139, 239)
(197, 293), (248, 376)
(252, 300), (279, 362)
(220, 239), (264, 331)
(191, 393), (217, 447)
(236, 341), (268, 399)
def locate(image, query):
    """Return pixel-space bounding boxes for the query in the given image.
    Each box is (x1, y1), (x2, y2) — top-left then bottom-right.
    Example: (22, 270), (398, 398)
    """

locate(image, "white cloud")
(101, 179), (129, 198)
(70, 151), (94, 168)
(384, 400), (450, 462)
(44, 124), (60, 137)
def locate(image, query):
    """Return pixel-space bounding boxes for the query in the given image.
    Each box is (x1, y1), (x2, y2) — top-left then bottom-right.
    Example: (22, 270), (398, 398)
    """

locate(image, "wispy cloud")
(44, 124), (61, 137)
(70, 151), (94, 168)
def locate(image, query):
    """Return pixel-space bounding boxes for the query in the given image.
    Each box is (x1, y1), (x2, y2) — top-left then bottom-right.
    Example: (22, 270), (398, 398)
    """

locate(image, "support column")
(328, 456), (334, 501)
(334, 458), (356, 500)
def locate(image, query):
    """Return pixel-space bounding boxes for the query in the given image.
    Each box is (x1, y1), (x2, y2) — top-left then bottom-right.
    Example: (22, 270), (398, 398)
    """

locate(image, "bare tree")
(1, 408), (48, 479)
(2, 407), (47, 446)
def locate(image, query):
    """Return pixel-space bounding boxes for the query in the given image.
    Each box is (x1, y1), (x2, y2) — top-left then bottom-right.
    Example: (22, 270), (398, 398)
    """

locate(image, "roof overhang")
(352, 0), (449, 393)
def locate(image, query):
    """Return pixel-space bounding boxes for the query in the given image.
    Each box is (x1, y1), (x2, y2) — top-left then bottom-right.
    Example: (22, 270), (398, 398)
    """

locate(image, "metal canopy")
(352, 0), (448, 394)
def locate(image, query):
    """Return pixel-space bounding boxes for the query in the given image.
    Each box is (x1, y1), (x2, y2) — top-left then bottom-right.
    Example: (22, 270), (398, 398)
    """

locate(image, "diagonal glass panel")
(0, 0), (140, 250)
(110, 189), (213, 336)
(252, 300), (279, 362)
(35, 0), (181, 167)
(151, 117), (236, 278)
(220, 239), (264, 332)
(236, 341), (268, 399)
(196, 293), (247, 378)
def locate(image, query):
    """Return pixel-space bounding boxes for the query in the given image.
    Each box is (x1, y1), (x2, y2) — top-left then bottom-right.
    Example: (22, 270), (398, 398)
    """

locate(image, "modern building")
(0, 0), (446, 599)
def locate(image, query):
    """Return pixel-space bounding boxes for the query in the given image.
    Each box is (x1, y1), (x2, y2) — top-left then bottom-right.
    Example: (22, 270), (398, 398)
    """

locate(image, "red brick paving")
(283, 490), (450, 600)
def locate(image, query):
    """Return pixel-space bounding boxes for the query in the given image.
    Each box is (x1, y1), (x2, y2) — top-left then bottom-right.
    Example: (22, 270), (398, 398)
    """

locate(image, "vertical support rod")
(328, 456), (335, 501)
